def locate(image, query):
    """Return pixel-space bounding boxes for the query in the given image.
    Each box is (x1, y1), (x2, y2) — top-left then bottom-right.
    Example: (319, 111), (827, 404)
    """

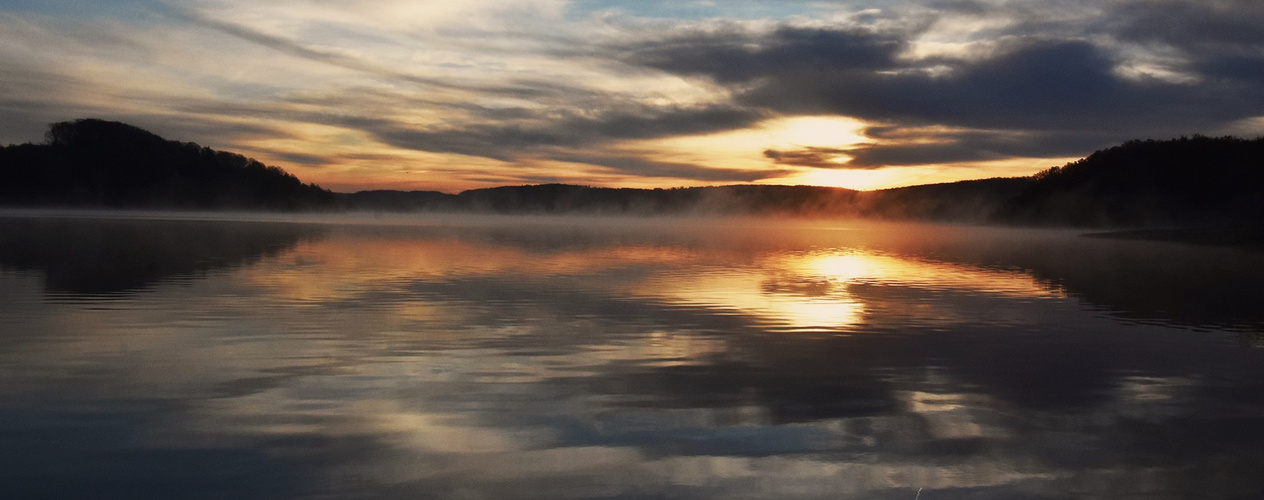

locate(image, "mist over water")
(2, 212), (1264, 499)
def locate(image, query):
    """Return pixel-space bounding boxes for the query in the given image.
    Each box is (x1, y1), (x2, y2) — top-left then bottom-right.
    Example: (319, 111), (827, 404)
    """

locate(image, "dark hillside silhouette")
(1003, 136), (1264, 226)
(2, 119), (1260, 228)
(0, 119), (333, 209)
(341, 179), (1027, 221)
(342, 190), (456, 212)
(456, 184), (867, 215)
(862, 177), (1031, 222)
(338, 135), (1263, 227)
(342, 184), (869, 216)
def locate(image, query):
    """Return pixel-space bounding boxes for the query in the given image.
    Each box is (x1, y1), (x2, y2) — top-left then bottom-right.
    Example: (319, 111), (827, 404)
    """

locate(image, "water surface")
(2, 213), (1264, 499)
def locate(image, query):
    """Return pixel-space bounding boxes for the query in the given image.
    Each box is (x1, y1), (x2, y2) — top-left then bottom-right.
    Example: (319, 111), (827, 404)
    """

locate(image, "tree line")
(3, 119), (1260, 227)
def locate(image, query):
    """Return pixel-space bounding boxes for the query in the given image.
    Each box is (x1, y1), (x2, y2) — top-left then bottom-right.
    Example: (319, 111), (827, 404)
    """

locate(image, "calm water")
(3, 213), (1264, 499)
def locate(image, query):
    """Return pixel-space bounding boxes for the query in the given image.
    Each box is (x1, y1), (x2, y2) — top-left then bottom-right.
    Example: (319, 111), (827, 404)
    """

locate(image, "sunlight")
(780, 250), (1066, 299)
(255, 233), (1065, 337)
(769, 155), (1080, 191)
(799, 253), (878, 281)
(648, 272), (866, 331)
(768, 168), (913, 191)
(762, 116), (870, 148)
(616, 115), (875, 183)
(769, 299), (866, 331)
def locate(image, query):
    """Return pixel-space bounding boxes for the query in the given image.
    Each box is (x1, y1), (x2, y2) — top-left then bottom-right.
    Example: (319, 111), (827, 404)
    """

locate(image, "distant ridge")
(0, 119), (333, 209)
(3, 120), (1261, 227)
(341, 136), (1262, 227)
(340, 179), (1028, 222)
(345, 184), (869, 217)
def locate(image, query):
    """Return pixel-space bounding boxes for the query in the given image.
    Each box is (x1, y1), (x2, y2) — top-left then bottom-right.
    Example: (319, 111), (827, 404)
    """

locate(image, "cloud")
(763, 147), (857, 169)
(552, 153), (788, 182)
(631, 26), (1262, 131)
(1112, 0), (1264, 48)
(177, 8), (599, 101)
(184, 13), (444, 87)
(312, 104), (767, 161)
(270, 151), (330, 166)
(626, 25), (910, 83)
(843, 128), (1125, 167)
(4, 0), (1264, 190)
(1107, 0), (1264, 85)
(763, 127), (1115, 170)
(619, 18), (1264, 172)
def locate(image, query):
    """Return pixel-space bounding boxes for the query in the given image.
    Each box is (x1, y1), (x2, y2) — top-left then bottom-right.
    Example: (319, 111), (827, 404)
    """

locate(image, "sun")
(762, 116), (870, 148)
(620, 115), (876, 184)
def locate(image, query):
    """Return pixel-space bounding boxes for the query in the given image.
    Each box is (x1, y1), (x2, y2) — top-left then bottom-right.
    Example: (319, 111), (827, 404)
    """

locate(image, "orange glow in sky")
(3, 0), (1260, 193)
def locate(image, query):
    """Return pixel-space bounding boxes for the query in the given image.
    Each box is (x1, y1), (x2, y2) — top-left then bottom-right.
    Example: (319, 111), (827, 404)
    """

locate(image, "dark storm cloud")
(739, 37), (1251, 131)
(766, 126), (1129, 170)
(925, 0), (990, 15)
(845, 129), (1123, 168)
(618, 17), (1264, 169)
(1109, 0), (1264, 84)
(627, 25), (910, 83)
(1112, 0), (1264, 48)
(1197, 55), (1264, 83)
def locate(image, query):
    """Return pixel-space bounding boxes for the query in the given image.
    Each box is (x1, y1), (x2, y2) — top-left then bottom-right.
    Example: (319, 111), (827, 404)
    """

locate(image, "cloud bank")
(0, 0), (1261, 191)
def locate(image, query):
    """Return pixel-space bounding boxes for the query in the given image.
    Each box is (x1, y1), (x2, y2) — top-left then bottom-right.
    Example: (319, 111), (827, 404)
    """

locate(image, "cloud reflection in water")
(2, 216), (1264, 498)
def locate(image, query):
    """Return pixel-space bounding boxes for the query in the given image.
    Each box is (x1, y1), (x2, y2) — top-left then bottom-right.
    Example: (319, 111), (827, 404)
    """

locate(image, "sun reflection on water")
(4, 217), (1264, 498)
(249, 229), (1070, 335)
(637, 248), (1065, 333)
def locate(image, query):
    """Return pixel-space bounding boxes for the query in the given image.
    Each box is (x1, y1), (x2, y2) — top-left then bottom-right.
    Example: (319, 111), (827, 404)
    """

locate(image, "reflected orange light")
(244, 235), (700, 304)
(639, 249), (1065, 332)
(783, 251), (1064, 299)
(245, 229), (1065, 335)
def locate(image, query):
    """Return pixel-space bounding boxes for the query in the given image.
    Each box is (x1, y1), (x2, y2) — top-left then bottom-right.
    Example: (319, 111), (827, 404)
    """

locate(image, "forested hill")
(1001, 136), (1264, 226)
(2, 119), (1260, 227)
(342, 179), (1028, 221)
(0, 119), (333, 209)
(344, 136), (1261, 227)
(346, 184), (868, 217)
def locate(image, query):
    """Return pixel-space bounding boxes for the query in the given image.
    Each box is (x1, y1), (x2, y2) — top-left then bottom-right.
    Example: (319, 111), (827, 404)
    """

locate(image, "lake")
(2, 212), (1264, 499)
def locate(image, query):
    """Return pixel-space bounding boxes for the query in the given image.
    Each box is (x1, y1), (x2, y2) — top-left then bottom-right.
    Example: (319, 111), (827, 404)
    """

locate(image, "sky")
(1, 0), (1262, 193)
